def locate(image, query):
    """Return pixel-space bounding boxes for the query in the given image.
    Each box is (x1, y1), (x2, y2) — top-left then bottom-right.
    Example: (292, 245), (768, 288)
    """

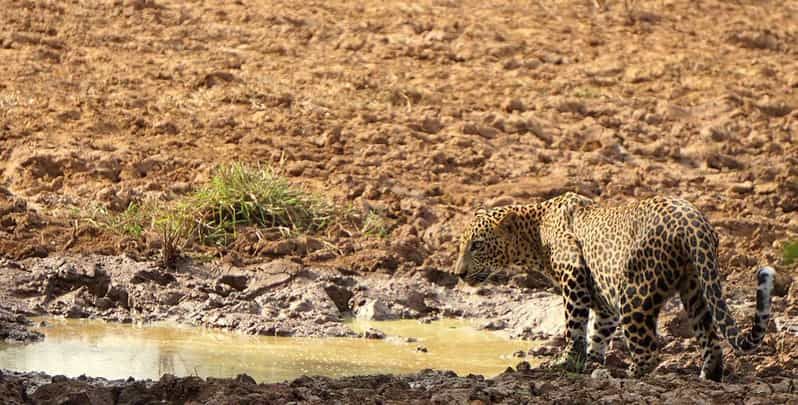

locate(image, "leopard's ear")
(495, 211), (520, 241)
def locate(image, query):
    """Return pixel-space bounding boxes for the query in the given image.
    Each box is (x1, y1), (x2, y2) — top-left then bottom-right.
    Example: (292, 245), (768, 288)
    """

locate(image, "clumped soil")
(1, 367), (797, 404)
(1, 0), (798, 402)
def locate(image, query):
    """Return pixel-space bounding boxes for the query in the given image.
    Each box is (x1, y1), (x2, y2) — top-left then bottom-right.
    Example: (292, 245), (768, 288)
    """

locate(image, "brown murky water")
(0, 318), (536, 382)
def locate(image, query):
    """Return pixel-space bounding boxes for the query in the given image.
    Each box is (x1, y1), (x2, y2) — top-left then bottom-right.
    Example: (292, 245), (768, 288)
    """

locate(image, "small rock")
(513, 350), (526, 358)
(196, 71), (236, 88)
(235, 374), (256, 385)
(420, 116), (444, 134)
(422, 269), (458, 288)
(244, 271), (293, 299)
(755, 99), (793, 117)
(554, 99), (586, 115)
(364, 327), (385, 339)
(125, 0), (159, 10)
(700, 125), (728, 142)
(289, 299), (313, 313)
(274, 327), (292, 337)
(729, 181), (754, 194)
(56, 110), (81, 122)
(503, 98), (526, 113)
(503, 58), (521, 70)
(770, 379), (793, 393)
(324, 284), (354, 313)
(205, 295), (224, 309)
(529, 346), (557, 356)
(590, 368), (612, 379)
(106, 285), (130, 308)
(624, 64), (663, 83)
(153, 121), (179, 135)
(218, 274), (249, 291)
(463, 123), (499, 139)
(354, 299), (394, 321)
(94, 297), (114, 310)
(476, 126), (499, 139)
(65, 305), (88, 319)
(158, 290), (184, 306)
(51, 375), (68, 383)
(750, 381), (773, 395)
(416, 346), (428, 353)
(541, 53), (563, 64)
(707, 153), (744, 170)
(480, 320), (507, 331)
(419, 314), (439, 323)
(755, 182), (779, 195)
(130, 270), (176, 286)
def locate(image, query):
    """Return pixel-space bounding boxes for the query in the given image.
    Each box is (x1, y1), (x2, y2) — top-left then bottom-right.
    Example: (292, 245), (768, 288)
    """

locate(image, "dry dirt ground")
(2, 0), (798, 403)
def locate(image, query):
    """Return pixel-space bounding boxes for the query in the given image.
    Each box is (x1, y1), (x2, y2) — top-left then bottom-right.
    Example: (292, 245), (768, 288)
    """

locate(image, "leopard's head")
(453, 207), (522, 285)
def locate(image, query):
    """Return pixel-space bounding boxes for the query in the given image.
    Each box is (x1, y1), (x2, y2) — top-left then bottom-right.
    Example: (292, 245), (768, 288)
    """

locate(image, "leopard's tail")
(694, 253), (775, 353)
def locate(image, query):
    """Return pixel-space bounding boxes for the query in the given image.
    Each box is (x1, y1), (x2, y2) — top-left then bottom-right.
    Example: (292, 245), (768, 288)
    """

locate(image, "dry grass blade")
(81, 203), (150, 238)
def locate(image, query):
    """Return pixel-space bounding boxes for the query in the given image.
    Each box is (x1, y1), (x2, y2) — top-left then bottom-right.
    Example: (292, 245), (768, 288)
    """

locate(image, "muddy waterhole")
(0, 318), (536, 382)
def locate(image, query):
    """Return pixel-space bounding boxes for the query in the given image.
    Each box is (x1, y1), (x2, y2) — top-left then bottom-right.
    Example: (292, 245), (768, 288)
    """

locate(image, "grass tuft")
(154, 207), (192, 268)
(83, 203), (150, 238)
(177, 163), (337, 247)
(77, 163), (350, 267)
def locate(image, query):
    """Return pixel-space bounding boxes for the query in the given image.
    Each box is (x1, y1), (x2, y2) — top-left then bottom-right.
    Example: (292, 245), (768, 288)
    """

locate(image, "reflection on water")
(0, 318), (536, 382)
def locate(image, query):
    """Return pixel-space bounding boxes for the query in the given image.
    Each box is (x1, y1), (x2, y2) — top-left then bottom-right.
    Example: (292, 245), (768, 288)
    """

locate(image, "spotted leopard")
(453, 192), (775, 381)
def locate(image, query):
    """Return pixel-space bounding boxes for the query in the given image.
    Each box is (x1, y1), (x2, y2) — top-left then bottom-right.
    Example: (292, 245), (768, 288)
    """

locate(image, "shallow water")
(0, 318), (535, 382)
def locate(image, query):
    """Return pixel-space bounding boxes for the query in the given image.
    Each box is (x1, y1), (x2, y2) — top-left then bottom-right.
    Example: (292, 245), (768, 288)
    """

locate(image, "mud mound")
(0, 306), (42, 343)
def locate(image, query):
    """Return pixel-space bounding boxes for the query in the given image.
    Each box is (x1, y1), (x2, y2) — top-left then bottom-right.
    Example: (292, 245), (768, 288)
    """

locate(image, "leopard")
(453, 192), (775, 381)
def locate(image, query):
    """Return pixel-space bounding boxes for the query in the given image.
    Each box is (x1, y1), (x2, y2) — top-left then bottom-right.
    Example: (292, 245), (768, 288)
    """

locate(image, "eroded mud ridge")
(0, 255), (537, 339)
(2, 367), (797, 404)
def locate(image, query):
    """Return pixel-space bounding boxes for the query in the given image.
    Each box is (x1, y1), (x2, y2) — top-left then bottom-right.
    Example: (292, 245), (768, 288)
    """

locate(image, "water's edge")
(0, 317), (539, 383)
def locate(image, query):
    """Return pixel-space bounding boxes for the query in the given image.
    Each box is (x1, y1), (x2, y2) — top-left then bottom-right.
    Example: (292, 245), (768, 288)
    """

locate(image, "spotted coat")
(453, 192), (775, 380)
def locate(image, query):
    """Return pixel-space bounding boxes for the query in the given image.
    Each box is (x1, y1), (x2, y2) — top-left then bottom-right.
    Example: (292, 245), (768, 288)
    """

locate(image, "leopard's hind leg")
(680, 274), (723, 381)
(619, 254), (680, 377)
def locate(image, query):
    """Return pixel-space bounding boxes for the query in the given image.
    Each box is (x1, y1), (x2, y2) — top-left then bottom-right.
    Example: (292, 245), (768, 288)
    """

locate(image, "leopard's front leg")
(548, 263), (591, 373)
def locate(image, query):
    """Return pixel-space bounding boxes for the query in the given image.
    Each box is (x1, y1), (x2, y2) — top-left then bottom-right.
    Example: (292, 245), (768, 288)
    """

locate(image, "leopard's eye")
(470, 240), (484, 252)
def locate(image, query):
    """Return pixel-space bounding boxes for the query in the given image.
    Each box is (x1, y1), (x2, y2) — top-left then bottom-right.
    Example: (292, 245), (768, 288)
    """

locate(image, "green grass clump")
(175, 163), (338, 247)
(785, 241), (798, 266)
(78, 163), (351, 267)
(83, 203), (150, 238)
